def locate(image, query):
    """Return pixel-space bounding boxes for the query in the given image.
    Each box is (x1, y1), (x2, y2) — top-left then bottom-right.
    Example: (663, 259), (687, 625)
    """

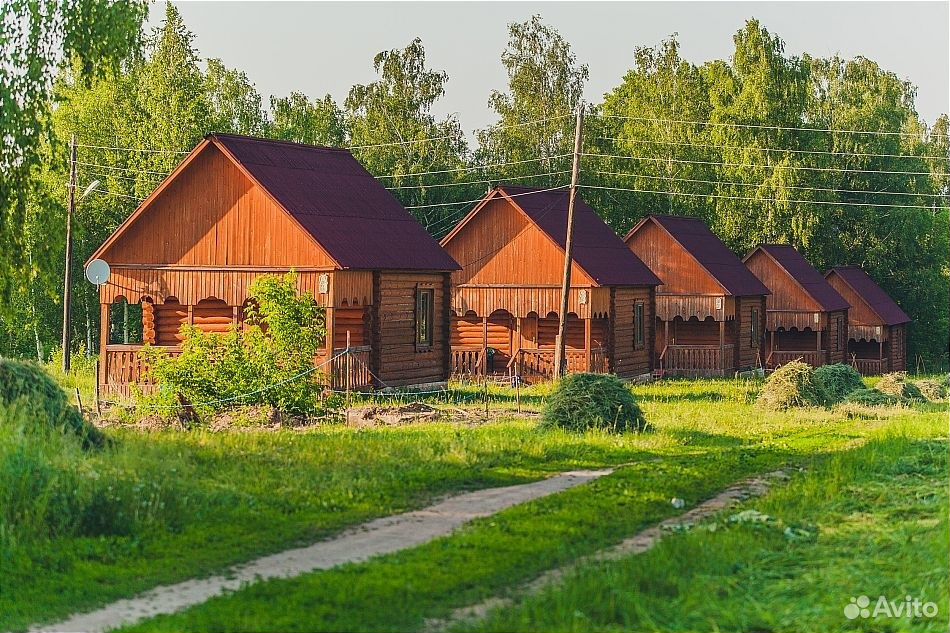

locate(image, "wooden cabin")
(825, 266), (910, 374)
(89, 133), (460, 397)
(624, 215), (771, 376)
(743, 245), (849, 369)
(440, 186), (661, 382)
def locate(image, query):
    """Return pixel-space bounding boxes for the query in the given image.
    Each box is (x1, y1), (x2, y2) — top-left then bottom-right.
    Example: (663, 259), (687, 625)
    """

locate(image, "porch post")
(98, 302), (110, 397)
(584, 318), (592, 372)
(482, 316), (488, 376)
(718, 320), (725, 375)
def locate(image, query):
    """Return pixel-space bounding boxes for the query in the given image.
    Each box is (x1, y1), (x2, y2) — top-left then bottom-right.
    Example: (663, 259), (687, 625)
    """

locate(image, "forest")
(2, 2), (947, 367)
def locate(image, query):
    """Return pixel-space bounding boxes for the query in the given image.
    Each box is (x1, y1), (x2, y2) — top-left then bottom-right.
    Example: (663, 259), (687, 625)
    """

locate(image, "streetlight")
(61, 136), (102, 373)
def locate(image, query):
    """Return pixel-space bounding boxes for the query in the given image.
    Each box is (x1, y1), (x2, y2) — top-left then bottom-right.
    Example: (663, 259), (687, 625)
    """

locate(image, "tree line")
(1, 3), (947, 367)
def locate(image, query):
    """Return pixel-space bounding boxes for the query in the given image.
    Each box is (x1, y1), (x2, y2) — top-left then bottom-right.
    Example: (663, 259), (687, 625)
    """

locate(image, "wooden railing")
(330, 346), (373, 390)
(659, 344), (734, 376)
(767, 350), (824, 368)
(506, 348), (608, 383)
(852, 357), (886, 376)
(103, 344), (182, 398)
(451, 346), (486, 380)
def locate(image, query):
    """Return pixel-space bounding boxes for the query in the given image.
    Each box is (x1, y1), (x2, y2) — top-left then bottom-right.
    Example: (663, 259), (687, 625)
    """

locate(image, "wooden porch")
(100, 343), (374, 400)
(852, 357), (886, 375)
(659, 344), (736, 377)
(450, 345), (608, 383)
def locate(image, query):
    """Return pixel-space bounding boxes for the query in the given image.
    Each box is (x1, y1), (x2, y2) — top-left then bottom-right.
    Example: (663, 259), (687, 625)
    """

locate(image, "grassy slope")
(116, 385), (945, 632)
(466, 417), (948, 633)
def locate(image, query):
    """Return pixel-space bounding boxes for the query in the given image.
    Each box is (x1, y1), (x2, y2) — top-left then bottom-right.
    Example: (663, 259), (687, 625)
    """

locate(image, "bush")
(876, 372), (924, 401)
(813, 363), (865, 403)
(756, 361), (829, 410)
(0, 359), (104, 448)
(915, 379), (947, 402)
(842, 388), (901, 407)
(541, 373), (647, 433)
(141, 272), (333, 418)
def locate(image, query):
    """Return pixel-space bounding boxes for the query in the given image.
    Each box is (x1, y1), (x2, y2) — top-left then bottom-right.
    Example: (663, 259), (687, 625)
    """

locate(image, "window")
(634, 302), (645, 350)
(751, 307), (760, 348)
(415, 287), (435, 348)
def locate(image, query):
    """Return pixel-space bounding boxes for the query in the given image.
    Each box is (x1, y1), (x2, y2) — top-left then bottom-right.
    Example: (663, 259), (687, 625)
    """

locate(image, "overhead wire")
(590, 113), (949, 139)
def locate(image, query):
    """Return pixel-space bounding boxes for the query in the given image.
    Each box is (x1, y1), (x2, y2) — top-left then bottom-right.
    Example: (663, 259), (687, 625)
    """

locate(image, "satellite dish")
(85, 259), (111, 286)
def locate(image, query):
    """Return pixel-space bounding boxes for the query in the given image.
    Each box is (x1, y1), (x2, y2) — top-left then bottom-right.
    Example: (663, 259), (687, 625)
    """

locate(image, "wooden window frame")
(751, 307), (760, 348)
(634, 301), (645, 350)
(414, 286), (435, 351)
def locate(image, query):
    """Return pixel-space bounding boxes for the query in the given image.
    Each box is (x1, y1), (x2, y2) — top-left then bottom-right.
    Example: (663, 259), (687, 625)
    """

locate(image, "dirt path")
(424, 468), (794, 633)
(29, 469), (612, 633)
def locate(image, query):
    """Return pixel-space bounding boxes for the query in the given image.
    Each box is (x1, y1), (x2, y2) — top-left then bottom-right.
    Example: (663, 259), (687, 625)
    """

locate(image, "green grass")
(112, 385), (944, 633)
(464, 417), (948, 633)
(5, 373), (946, 633)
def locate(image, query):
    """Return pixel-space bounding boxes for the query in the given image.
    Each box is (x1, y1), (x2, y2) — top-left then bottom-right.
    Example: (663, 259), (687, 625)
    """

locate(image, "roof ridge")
(208, 132), (352, 154)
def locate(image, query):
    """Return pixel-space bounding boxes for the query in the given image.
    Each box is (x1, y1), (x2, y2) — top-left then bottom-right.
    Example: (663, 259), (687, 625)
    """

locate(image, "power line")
(578, 183), (946, 211)
(347, 113), (573, 151)
(590, 113), (949, 139)
(374, 154), (572, 181)
(76, 161), (171, 177)
(595, 136), (949, 162)
(88, 188), (145, 202)
(590, 169), (948, 199)
(404, 184), (569, 209)
(386, 169), (570, 191)
(582, 152), (947, 177)
(76, 143), (190, 155)
(79, 169), (164, 185)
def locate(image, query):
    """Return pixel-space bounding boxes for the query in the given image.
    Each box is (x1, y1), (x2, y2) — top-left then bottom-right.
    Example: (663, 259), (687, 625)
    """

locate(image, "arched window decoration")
(192, 298), (233, 335)
(155, 297), (188, 346)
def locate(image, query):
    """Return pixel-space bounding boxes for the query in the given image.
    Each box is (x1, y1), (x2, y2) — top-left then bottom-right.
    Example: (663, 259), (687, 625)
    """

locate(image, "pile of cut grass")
(813, 363), (864, 403)
(877, 372), (925, 401)
(756, 361), (828, 410)
(541, 373), (647, 433)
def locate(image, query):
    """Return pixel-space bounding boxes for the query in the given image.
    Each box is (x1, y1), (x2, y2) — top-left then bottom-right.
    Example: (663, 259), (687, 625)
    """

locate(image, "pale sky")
(153, 1), (950, 137)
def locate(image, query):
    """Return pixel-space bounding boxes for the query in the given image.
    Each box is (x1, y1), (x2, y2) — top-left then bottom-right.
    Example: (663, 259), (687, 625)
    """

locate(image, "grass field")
(3, 372), (946, 632)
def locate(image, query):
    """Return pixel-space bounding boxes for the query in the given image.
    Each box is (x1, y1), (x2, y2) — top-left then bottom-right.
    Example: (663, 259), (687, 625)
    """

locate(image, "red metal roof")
(751, 245), (850, 312)
(630, 215), (771, 297)
(498, 186), (661, 287)
(212, 134), (460, 271)
(827, 266), (910, 325)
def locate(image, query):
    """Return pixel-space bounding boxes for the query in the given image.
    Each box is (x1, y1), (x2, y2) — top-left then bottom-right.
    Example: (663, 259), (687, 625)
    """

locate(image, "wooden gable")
(744, 249), (820, 312)
(443, 195), (596, 287)
(825, 271), (881, 327)
(95, 142), (337, 269)
(625, 219), (724, 295)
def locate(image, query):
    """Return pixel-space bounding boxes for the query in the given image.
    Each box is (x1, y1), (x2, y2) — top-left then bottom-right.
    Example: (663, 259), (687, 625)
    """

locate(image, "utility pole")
(553, 106), (584, 377)
(62, 135), (77, 373)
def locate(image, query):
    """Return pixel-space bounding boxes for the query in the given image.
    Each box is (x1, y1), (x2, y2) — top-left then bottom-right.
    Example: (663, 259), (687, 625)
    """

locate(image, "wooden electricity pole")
(62, 135), (77, 373)
(554, 107), (585, 377)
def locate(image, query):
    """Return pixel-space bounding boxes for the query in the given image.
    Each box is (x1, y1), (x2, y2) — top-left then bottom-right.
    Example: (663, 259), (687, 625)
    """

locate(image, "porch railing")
(507, 348), (608, 383)
(451, 345), (486, 380)
(852, 357), (886, 376)
(659, 344), (734, 376)
(767, 349), (824, 368)
(330, 345), (373, 390)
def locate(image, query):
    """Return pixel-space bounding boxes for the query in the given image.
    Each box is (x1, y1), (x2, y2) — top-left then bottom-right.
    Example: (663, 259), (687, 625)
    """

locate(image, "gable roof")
(626, 215), (770, 297)
(444, 186), (660, 287)
(747, 245), (849, 312)
(826, 266), (910, 325)
(91, 133), (459, 271)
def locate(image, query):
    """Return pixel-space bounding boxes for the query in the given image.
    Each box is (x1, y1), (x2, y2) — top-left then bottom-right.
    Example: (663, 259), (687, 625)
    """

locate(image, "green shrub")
(842, 388), (901, 407)
(0, 359), (104, 448)
(876, 372), (924, 401)
(142, 272), (333, 418)
(541, 373), (647, 433)
(813, 363), (865, 403)
(756, 361), (829, 410)
(915, 379), (947, 402)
